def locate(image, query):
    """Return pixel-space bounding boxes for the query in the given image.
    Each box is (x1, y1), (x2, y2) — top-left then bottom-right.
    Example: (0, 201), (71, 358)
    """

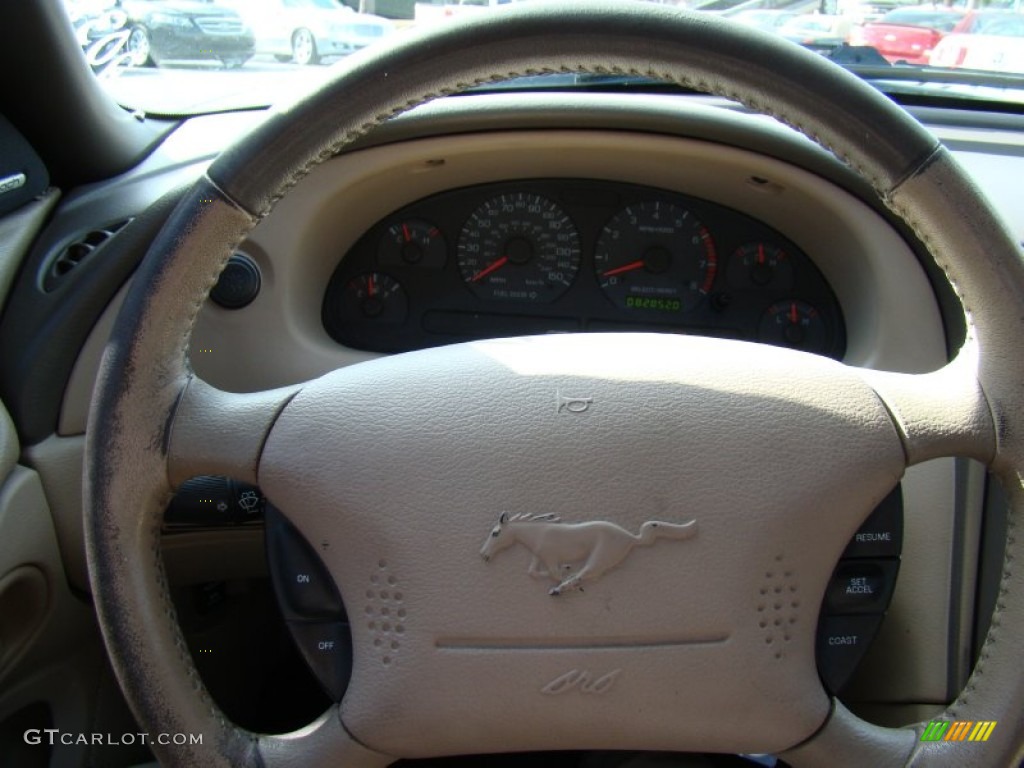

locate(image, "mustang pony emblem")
(480, 512), (698, 596)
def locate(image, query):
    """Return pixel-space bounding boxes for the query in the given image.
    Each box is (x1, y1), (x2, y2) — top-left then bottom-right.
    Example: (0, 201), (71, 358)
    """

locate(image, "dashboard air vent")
(43, 219), (132, 291)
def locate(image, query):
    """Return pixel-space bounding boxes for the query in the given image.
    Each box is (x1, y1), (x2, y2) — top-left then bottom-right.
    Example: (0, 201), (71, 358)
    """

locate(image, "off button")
(825, 559), (899, 614)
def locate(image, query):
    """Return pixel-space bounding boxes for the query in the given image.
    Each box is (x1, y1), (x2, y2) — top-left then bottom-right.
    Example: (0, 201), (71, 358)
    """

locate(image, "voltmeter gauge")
(759, 300), (828, 354)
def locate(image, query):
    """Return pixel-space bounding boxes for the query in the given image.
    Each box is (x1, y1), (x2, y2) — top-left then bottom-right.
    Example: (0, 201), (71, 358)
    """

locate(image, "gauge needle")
(758, 243), (765, 265)
(471, 255), (509, 282)
(367, 274), (376, 296)
(789, 302), (799, 324)
(602, 259), (645, 277)
(402, 224), (411, 242)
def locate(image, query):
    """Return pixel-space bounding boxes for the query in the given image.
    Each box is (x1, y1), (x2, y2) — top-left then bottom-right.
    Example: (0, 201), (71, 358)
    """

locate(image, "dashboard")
(322, 178), (845, 357)
(6, 92), (1022, 744)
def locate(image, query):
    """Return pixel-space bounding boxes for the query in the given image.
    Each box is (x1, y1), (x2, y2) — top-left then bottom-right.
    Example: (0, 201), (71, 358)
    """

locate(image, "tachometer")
(595, 201), (717, 313)
(457, 193), (581, 303)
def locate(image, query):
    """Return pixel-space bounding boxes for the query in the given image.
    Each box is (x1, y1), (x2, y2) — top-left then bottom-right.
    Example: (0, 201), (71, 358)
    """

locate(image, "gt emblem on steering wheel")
(480, 512), (698, 596)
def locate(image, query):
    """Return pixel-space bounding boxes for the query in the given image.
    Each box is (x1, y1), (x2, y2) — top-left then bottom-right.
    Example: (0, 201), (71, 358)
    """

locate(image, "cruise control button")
(287, 621), (352, 702)
(265, 504), (345, 620)
(825, 559), (899, 614)
(843, 486), (903, 559)
(817, 614), (883, 694)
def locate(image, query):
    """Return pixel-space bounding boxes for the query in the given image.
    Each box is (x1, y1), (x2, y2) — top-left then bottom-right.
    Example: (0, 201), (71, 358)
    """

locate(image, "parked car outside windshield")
(120, 0), (254, 68)
(59, 0), (1024, 115)
(930, 9), (1024, 73)
(850, 8), (964, 65)
(221, 0), (393, 66)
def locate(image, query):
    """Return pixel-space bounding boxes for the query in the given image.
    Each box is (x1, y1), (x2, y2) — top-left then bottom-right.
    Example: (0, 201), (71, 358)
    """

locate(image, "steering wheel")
(83, 3), (1024, 766)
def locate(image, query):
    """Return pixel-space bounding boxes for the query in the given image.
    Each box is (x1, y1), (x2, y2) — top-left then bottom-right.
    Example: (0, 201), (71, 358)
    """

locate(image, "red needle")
(758, 243), (765, 265)
(602, 259), (645, 278)
(471, 255), (509, 282)
(367, 274), (376, 297)
(789, 302), (799, 324)
(402, 224), (411, 242)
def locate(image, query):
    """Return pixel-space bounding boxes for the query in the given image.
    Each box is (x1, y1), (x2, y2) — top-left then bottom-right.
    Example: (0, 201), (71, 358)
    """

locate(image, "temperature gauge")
(759, 300), (828, 354)
(378, 219), (447, 269)
(727, 242), (794, 291)
(340, 272), (408, 325)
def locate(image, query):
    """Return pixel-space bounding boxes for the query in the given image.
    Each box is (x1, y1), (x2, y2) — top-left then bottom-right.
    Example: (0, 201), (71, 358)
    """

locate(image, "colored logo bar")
(921, 721), (997, 742)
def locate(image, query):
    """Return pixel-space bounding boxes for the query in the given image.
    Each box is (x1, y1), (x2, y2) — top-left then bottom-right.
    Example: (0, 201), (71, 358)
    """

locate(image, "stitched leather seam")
(948, 492), (1016, 719)
(249, 64), (887, 220)
(178, 192), (256, 375)
(885, 163), (1017, 750)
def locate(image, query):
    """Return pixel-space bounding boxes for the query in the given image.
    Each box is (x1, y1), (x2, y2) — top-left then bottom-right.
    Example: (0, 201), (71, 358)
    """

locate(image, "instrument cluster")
(323, 179), (845, 358)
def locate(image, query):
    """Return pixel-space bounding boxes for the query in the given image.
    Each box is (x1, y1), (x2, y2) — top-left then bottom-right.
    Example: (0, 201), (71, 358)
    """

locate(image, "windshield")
(63, 0), (1024, 115)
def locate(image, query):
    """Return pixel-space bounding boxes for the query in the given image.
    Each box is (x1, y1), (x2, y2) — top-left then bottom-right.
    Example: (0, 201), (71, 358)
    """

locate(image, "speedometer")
(594, 201), (717, 313)
(457, 193), (581, 303)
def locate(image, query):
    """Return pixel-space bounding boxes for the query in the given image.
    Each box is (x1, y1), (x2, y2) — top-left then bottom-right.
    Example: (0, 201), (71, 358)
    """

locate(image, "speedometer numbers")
(595, 201), (717, 313)
(457, 193), (581, 303)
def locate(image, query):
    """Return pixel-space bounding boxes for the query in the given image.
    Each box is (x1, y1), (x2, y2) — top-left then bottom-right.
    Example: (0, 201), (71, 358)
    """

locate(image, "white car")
(930, 11), (1024, 74)
(225, 0), (393, 65)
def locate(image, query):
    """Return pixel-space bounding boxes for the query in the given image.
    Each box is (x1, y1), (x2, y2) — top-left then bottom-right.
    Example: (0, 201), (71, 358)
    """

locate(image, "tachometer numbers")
(727, 242), (794, 291)
(457, 193), (581, 303)
(378, 219), (447, 269)
(594, 201), (717, 313)
(759, 300), (828, 354)
(340, 272), (408, 325)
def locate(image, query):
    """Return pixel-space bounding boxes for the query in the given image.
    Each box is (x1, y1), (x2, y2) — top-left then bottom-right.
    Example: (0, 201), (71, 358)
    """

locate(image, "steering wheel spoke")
(258, 710), (394, 768)
(166, 376), (301, 487)
(860, 346), (996, 466)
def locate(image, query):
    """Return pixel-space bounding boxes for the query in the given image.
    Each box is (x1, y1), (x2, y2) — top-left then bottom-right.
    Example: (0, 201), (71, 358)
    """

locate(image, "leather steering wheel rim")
(83, 3), (1024, 766)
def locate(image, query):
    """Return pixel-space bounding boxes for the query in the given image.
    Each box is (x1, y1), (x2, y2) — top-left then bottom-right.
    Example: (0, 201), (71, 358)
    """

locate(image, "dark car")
(121, 0), (254, 68)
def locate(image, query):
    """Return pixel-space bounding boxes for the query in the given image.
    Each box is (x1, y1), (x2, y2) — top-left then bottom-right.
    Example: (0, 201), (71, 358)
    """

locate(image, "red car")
(853, 7), (964, 65)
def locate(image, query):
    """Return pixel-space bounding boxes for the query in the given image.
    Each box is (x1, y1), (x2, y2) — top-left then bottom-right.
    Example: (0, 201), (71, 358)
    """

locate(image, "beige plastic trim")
(59, 130), (946, 436)
(22, 435), (91, 593)
(0, 466), (97, 696)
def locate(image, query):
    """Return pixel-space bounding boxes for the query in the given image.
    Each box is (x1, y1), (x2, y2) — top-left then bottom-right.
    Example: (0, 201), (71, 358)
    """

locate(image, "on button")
(265, 504), (346, 620)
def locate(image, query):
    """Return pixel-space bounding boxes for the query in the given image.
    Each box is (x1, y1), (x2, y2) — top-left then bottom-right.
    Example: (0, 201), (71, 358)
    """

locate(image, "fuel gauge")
(759, 300), (828, 354)
(728, 243), (794, 291)
(378, 219), (447, 269)
(341, 272), (408, 325)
